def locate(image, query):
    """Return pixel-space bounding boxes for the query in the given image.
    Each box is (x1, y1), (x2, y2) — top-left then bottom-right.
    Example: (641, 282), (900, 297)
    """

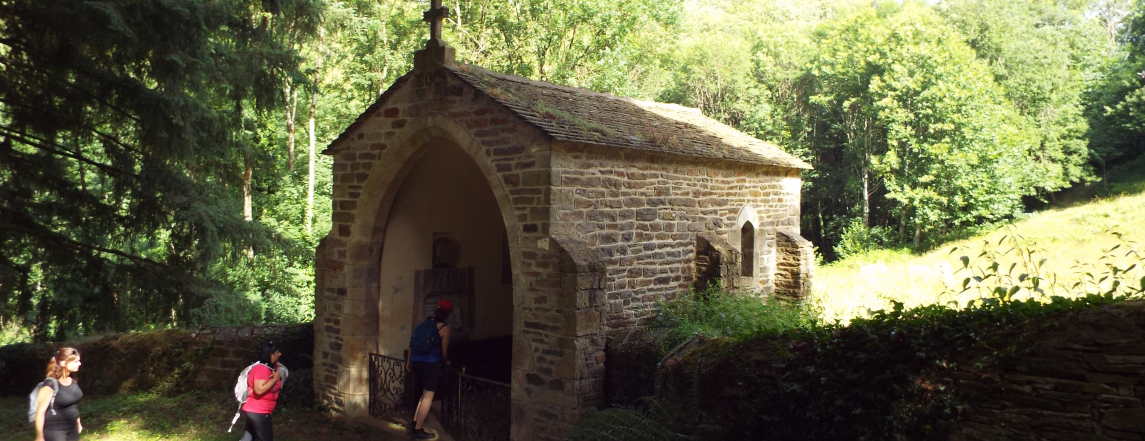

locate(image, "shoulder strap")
(43, 378), (59, 415)
(246, 362), (278, 393)
(243, 362), (265, 386)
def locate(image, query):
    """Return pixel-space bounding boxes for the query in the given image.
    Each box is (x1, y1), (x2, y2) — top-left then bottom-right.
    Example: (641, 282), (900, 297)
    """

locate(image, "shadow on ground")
(0, 391), (373, 441)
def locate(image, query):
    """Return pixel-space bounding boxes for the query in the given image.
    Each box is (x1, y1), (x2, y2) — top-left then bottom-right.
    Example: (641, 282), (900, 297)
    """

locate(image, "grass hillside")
(813, 176), (1145, 323)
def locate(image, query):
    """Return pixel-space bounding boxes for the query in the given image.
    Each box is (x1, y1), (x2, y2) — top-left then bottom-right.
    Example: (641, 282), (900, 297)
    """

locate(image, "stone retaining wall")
(0, 324), (312, 397)
(947, 303), (1145, 440)
(635, 301), (1145, 440)
(190, 324), (313, 389)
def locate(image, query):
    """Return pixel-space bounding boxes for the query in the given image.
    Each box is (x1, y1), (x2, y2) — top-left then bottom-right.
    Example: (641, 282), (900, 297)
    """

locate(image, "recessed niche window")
(741, 221), (755, 277)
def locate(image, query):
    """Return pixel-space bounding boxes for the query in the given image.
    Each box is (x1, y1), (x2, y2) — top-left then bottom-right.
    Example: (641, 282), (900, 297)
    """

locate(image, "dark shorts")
(42, 428), (79, 441)
(411, 361), (442, 393)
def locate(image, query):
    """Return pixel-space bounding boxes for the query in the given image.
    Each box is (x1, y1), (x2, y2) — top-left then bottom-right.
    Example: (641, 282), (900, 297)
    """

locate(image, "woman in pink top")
(240, 342), (283, 441)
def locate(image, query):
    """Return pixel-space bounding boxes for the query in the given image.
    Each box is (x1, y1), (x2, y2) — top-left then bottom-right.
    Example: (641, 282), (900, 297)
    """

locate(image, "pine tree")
(0, 0), (320, 341)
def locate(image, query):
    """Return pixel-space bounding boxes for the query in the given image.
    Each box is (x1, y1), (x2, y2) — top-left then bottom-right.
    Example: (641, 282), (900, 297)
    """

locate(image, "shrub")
(651, 287), (816, 351)
(835, 218), (896, 258)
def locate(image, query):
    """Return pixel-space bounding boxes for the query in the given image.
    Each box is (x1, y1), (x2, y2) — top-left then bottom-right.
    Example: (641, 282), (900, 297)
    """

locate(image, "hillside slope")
(814, 189), (1145, 322)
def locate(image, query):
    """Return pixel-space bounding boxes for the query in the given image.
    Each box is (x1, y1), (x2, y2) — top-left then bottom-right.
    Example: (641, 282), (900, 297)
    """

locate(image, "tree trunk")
(243, 153), (254, 258)
(862, 165), (870, 228)
(306, 26), (324, 235)
(862, 117), (871, 228)
(285, 86), (298, 171)
(899, 208), (906, 237)
(307, 103), (316, 235)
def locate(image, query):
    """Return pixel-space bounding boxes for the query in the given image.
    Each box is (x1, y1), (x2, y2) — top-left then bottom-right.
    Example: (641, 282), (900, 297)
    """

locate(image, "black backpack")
(409, 318), (442, 356)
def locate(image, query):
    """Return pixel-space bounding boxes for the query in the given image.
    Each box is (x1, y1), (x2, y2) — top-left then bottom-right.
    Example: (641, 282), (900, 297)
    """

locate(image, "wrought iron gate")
(439, 367), (511, 441)
(369, 353), (510, 441)
(368, 353), (417, 426)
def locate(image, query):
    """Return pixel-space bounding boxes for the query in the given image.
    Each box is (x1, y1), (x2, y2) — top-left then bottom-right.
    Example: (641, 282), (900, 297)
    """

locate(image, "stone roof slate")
(447, 64), (810, 169)
(326, 63), (810, 169)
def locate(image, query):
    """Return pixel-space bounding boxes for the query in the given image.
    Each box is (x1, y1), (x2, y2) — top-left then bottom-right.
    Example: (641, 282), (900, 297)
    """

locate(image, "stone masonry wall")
(693, 233), (742, 292)
(192, 324), (313, 390)
(549, 142), (805, 330)
(642, 301), (1145, 440)
(774, 228), (814, 299)
(946, 302), (1145, 441)
(547, 143), (807, 431)
(0, 324), (311, 397)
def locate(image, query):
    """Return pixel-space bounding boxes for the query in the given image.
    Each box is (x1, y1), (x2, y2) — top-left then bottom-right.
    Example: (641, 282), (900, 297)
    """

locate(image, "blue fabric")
(409, 347), (441, 363)
(409, 319), (444, 363)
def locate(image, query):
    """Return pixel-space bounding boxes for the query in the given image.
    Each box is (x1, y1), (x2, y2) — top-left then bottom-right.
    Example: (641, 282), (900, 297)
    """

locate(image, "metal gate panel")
(368, 353), (416, 425)
(439, 366), (511, 441)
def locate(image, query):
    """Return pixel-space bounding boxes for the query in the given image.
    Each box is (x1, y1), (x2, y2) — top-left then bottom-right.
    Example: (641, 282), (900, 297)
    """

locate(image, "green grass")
(652, 287), (817, 348)
(813, 187), (1145, 323)
(0, 391), (372, 441)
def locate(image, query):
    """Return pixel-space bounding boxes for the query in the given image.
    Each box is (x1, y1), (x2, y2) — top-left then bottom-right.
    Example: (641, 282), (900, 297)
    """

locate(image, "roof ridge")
(453, 63), (631, 102)
(452, 64), (705, 116)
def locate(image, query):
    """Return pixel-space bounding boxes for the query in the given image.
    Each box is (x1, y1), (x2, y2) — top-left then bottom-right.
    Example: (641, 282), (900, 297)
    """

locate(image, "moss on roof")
(326, 64), (810, 169)
(449, 64), (810, 169)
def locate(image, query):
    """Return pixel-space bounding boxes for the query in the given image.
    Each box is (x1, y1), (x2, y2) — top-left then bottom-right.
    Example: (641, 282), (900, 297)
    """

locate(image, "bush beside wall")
(605, 329), (666, 407)
(947, 302), (1145, 440)
(0, 323), (313, 398)
(615, 300), (1145, 440)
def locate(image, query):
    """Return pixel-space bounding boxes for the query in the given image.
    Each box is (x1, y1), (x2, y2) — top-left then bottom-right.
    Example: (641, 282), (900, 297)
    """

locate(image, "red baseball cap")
(437, 299), (453, 312)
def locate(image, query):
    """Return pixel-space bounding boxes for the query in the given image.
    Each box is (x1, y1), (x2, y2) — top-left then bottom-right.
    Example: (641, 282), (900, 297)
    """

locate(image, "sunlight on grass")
(813, 190), (1145, 323)
(0, 391), (370, 441)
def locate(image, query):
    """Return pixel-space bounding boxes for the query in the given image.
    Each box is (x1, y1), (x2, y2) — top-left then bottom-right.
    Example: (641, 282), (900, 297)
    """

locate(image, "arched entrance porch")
(375, 139), (514, 378)
(352, 115), (523, 440)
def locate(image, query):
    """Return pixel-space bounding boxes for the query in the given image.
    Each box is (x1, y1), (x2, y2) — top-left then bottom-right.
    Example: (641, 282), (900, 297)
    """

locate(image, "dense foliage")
(0, 0), (323, 341)
(3, 0), (1145, 341)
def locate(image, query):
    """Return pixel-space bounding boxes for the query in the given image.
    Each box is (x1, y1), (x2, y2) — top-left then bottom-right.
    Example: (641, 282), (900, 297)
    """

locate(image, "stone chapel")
(312, 4), (813, 440)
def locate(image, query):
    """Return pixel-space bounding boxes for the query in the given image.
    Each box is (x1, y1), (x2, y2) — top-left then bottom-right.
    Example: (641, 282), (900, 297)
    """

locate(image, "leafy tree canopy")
(0, 0), (320, 341)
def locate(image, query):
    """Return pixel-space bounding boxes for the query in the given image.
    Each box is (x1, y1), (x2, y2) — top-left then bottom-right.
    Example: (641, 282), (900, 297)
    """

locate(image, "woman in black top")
(34, 347), (83, 441)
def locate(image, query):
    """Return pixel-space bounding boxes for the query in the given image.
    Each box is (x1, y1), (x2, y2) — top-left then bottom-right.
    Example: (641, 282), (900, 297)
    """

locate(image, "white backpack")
(227, 362), (288, 432)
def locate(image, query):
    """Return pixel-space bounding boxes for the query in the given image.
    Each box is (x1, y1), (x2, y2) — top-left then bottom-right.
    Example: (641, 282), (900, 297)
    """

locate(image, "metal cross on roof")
(423, 0), (449, 48)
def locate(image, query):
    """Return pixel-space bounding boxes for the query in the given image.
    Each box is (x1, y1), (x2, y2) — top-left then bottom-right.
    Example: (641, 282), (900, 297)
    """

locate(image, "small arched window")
(741, 221), (755, 277)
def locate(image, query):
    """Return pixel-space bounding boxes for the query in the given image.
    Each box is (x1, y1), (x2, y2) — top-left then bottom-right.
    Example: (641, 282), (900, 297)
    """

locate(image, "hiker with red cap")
(404, 299), (453, 439)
